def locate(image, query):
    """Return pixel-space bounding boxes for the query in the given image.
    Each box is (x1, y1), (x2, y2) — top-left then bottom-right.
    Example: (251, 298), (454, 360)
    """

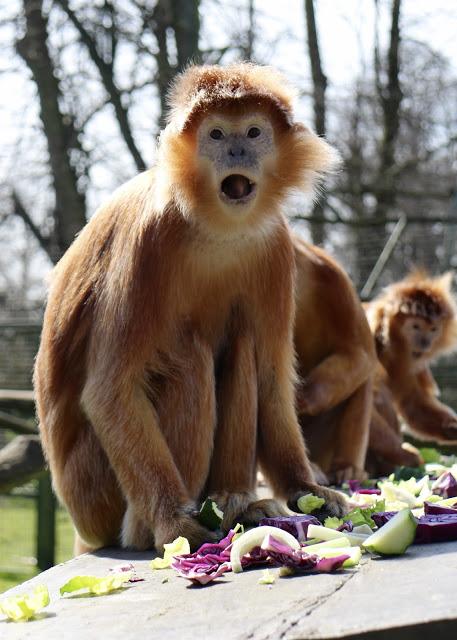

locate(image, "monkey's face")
(401, 316), (442, 359)
(196, 111), (277, 214)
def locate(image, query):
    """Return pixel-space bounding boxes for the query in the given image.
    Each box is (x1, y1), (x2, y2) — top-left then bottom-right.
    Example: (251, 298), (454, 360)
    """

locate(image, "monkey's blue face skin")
(197, 111), (276, 208)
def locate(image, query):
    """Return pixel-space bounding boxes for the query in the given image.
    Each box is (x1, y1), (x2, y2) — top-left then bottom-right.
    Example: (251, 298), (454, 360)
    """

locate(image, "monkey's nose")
(228, 145), (246, 158)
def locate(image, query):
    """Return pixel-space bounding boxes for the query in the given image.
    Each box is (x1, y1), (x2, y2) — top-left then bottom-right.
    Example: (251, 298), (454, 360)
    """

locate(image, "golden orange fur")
(293, 237), (376, 483)
(365, 270), (457, 473)
(34, 63), (347, 555)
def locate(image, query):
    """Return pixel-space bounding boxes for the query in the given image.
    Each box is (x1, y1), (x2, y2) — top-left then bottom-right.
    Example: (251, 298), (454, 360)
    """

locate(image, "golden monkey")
(293, 237), (376, 484)
(34, 63), (348, 554)
(365, 271), (457, 473)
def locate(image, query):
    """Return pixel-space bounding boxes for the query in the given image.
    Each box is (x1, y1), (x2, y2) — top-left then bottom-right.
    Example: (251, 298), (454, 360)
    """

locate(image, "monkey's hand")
(310, 462), (330, 486)
(122, 504), (218, 553)
(287, 485), (349, 519)
(327, 464), (368, 486)
(211, 491), (288, 531)
(154, 512), (219, 553)
(441, 416), (457, 442)
(296, 379), (327, 416)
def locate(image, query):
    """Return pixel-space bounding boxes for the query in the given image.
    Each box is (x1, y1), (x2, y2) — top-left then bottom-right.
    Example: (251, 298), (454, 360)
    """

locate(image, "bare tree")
(16, 0), (87, 263)
(304, 0), (327, 245)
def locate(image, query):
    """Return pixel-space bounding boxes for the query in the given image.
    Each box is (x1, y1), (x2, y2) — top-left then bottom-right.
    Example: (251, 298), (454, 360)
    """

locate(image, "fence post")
(36, 472), (56, 570)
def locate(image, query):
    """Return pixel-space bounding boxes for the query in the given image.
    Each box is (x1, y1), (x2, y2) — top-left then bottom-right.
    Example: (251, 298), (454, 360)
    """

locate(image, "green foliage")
(0, 496), (73, 594)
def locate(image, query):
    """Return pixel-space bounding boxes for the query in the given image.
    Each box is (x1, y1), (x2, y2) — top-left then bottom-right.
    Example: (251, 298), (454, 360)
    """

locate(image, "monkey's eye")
(210, 128), (224, 140)
(430, 326), (437, 332)
(413, 324), (420, 330)
(247, 126), (261, 139)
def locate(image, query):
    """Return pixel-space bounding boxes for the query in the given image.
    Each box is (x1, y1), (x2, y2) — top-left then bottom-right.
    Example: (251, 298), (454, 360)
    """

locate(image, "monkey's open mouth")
(220, 174), (256, 203)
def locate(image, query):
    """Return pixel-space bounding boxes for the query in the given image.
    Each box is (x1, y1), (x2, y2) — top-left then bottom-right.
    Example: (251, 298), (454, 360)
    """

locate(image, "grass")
(0, 494), (74, 594)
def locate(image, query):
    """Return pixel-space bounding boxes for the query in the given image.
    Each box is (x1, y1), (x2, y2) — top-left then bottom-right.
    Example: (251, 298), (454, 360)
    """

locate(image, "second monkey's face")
(196, 110), (276, 215)
(400, 315), (443, 359)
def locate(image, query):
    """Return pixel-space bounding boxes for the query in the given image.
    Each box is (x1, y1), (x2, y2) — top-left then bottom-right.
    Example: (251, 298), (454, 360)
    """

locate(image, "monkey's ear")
(438, 271), (454, 291)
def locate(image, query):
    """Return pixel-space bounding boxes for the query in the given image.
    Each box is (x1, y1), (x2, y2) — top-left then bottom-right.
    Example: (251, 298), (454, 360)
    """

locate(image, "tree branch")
(55, 0), (146, 171)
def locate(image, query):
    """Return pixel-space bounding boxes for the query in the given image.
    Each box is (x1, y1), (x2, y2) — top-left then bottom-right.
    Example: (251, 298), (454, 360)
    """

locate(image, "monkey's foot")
(211, 491), (288, 530)
(287, 485), (349, 518)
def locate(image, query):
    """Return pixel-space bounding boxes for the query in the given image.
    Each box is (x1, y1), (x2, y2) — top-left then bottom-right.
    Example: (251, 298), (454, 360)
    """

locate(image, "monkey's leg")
(52, 425), (126, 552)
(327, 380), (372, 484)
(297, 350), (372, 416)
(206, 333), (287, 529)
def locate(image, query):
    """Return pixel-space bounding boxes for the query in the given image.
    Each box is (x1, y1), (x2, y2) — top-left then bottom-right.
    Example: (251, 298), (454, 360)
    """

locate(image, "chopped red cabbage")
(348, 480), (380, 495)
(171, 528), (236, 585)
(372, 511), (457, 544)
(109, 562), (144, 582)
(424, 501), (457, 515)
(260, 534), (349, 573)
(431, 472), (457, 499)
(258, 515), (321, 542)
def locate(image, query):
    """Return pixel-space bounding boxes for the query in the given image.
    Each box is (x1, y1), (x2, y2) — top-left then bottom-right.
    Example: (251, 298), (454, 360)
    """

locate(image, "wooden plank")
(2, 541), (457, 639)
(0, 390), (35, 404)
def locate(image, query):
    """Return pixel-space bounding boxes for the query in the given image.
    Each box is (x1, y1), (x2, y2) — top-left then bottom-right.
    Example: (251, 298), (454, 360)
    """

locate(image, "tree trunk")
(146, 0), (201, 127)
(16, 0), (87, 262)
(374, 0), (402, 218)
(304, 0), (327, 246)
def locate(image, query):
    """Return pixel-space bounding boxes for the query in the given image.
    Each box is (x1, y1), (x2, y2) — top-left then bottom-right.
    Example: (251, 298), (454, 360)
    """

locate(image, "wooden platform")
(2, 541), (457, 639)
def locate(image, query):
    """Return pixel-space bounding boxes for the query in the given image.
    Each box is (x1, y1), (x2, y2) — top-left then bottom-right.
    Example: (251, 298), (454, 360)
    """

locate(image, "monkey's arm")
(297, 348), (374, 416)
(294, 241), (376, 417)
(80, 359), (213, 550)
(329, 379), (372, 483)
(256, 235), (348, 516)
(369, 405), (423, 469)
(416, 367), (440, 397)
(397, 377), (457, 443)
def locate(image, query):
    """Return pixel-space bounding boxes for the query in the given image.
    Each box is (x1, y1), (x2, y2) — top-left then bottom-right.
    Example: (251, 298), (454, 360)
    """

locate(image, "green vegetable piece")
(393, 466), (425, 481)
(0, 584), (49, 621)
(150, 536), (190, 569)
(197, 498), (224, 530)
(345, 500), (385, 529)
(315, 546), (362, 568)
(258, 569), (276, 585)
(297, 494), (325, 514)
(419, 448), (442, 464)
(60, 573), (131, 596)
(324, 516), (344, 529)
(362, 509), (417, 556)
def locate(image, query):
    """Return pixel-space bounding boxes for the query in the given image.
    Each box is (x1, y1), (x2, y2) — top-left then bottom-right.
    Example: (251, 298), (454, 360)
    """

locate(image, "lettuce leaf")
(150, 536), (191, 569)
(345, 500), (385, 529)
(0, 585), (49, 621)
(297, 494), (325, 514)
(324, 517), (344, 530)
(258, 569), (276, 585)
(60, 573), (131, 596)
(419, 448), (442, 464)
